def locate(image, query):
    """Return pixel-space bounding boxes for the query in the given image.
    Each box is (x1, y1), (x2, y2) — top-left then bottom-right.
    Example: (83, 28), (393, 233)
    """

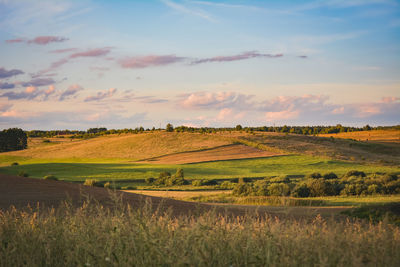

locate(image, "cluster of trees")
(0, 128), (27, 152)
(145, 169), (187, 186)
(232, 171), (400, 197)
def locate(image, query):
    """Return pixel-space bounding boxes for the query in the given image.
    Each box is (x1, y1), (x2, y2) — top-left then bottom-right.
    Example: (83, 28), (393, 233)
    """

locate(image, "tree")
(235, 124), (243, 131)
(0, 128), (27, 152)
(166, 123), (174, 132)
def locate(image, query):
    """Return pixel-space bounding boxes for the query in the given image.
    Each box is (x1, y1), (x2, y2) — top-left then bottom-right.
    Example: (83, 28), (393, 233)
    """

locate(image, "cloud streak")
(22, 78), (55, 87)
(0, 67), (24, 79)
(0, 82), (15, 89)
(5, 36), (68, 45)
(119, 55), (185, 69)
(70, 47), (112, 58)
(191, 51), (283, 65)
(84, 88), (117, 102)
(59, 84), (83, 101)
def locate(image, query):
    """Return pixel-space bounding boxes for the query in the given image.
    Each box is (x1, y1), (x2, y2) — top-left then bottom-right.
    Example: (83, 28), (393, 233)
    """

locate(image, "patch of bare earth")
(0, 174), (349, 219)
(137, 144), (283, 164)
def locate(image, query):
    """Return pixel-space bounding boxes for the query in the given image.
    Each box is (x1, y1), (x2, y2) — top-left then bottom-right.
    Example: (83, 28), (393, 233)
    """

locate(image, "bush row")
(232, 171), (400, 197)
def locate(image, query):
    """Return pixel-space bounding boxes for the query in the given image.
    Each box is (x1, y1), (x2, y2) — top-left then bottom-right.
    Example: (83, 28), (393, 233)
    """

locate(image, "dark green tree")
(166, 123), (174, 132)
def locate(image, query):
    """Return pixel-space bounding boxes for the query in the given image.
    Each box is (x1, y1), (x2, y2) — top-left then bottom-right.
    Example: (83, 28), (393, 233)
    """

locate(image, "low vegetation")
(0, 200), (399, 266)
(83, 179), (101, 187)
(232, 171), (400, 198)
(43, 175), (58, 181)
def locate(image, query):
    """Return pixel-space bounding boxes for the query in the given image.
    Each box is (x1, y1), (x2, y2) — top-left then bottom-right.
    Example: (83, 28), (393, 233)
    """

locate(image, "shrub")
(83, 179), (101, 187)
(232, 183), (252, 196)
(345, 170), (366, 178)
(292, 183), (310, 197)
(43, 175), (58, 181)
(191, 180), (203, 186)
(307, 179), (335, 197)
(237, 177), (250, 184)
(11, 162), (19, 166)
(323, 172), (338, 179)
(18, 171), (29, 177)
(307, 172), (322, 179)
(145, 177), (155, 184)
(121, 186), (136, 190)
(175, 168), (184, 179)
(218, 181), (235, 190)
(42, 139), (51, 143)
(267, 183), (290, 196)
(155, 170), (187, 186)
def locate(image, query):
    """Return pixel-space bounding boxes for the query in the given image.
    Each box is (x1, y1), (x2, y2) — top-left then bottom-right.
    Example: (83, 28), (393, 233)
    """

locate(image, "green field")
(1, 154), (399, 187)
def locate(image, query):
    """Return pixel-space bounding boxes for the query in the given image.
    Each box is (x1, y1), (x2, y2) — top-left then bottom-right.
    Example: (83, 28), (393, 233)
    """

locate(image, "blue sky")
(0, 0), (399, 130)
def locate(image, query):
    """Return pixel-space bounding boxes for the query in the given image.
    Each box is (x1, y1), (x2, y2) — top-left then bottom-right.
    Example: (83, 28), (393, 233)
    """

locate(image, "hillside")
(1, 132), (233, 161)
(1, 130), (399, 167)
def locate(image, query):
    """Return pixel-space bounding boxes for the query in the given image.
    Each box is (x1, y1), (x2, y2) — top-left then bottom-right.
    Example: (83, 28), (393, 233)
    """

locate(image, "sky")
(0, 0), (399, 130)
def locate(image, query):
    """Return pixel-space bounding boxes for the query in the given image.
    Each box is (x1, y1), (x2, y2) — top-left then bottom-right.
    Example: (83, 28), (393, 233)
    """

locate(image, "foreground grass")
(1, 155), (399, 186)
(0, 200), (399, 266)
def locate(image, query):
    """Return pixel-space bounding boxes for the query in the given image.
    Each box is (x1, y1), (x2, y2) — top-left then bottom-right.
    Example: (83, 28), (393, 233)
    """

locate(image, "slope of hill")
(1, 132), (233, 161)
(1, 130), (399, 167)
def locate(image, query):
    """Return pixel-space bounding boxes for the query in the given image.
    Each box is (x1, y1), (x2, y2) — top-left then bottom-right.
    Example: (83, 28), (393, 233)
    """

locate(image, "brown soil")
(137, 144), (282, 164)
(0, 174), (349, 220)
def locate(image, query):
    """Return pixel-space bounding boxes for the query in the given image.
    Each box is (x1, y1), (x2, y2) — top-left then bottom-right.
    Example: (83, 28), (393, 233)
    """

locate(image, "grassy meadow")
(1, 154), (399, 187)
(1, 199), (399, 266)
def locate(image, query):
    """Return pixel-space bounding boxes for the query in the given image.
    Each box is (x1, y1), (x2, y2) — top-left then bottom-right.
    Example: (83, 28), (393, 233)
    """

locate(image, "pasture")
(1, 154), (399, 187)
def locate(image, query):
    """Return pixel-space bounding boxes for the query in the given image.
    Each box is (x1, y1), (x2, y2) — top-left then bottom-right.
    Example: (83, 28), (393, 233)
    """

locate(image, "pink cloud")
(84, 88), (117, 102)
(179, 91), (253, 109)
(355, 104), (381, 117)
(59, 84), (83, 101)
(0, 103), (12, 112)
(381, 96), (400, 103)
(70, 47), (111, 58)
(216, 108), (233, 121)
(50, 48), (78, 53)
(5, 38), (25, 43)
(28, 36), (68, 45)
(119, 55), (184, 69)
(265, 110), (300, 122)
(191, 51), (283, 65)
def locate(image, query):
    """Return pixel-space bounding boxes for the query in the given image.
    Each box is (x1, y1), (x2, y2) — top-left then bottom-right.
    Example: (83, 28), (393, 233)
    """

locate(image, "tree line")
(8, 123), (400, 140)
(0, 128), (27, 152)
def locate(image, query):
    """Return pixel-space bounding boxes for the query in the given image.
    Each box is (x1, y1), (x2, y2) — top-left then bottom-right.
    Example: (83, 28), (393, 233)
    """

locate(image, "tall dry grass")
(0, 199), (399, 266)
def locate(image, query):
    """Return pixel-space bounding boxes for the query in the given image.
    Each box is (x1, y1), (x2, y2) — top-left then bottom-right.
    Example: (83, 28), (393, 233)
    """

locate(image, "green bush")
(83, 179), (101, 187)
(344, 170), (366, 178)
(192, 179), (217, 186)
(292, 183), (310, 197)
(18, 171), (29, 177)
(267, 183), (290, 196)
(155, 170), (187, 186)
(121, 186), (136, 190)
(11, 162), (19, 166)
(218, 181), (235, 190)
(323, 172), (338, 179)
(307, 172), (322, 179)
(43, 175), (58, 181)
(232, 183), (253, 196)
(307, 179), (335, 197)
(145, 177), (155, 184)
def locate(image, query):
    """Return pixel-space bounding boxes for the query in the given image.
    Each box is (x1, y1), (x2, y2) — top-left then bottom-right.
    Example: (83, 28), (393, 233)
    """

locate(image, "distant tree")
(0, 128), (27, 152)
(235, 124), (243, 131)
(175, 168), (184, 179)
(363, 124), (372, 131)
(166, 123), (174, 132)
